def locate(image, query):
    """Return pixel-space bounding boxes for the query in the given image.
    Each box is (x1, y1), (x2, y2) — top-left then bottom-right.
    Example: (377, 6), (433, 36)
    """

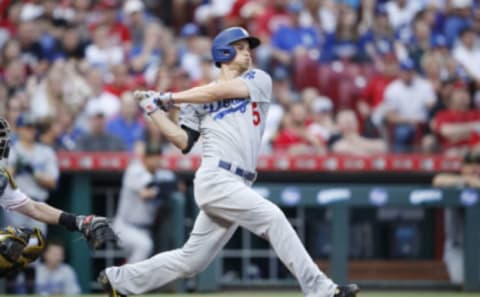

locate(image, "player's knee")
(180, 258), (209, 277)
(262, 205), (289, 237)
(178, 248), (210, 277)
(268, 204), (287, 225)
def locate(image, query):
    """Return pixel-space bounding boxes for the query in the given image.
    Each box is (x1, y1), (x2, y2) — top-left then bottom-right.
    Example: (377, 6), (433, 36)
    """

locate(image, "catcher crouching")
(0, 117), (118, 276)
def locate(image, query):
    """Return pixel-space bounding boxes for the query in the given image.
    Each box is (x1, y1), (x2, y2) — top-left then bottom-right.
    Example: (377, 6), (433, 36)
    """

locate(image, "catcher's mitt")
(0, 227), (45, 277)
(78, 215), (118, 249)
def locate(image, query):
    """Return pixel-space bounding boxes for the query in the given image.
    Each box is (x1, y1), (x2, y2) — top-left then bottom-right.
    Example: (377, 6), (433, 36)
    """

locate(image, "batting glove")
(134, 90), (174, 115)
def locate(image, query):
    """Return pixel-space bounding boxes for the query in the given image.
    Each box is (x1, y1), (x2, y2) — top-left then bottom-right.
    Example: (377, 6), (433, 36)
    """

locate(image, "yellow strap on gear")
(17, 228), (46, 267)
(1, 167), (17, 189)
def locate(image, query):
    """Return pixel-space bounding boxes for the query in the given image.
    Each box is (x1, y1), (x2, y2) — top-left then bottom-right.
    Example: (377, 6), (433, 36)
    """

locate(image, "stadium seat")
(293, 54), (319, 90)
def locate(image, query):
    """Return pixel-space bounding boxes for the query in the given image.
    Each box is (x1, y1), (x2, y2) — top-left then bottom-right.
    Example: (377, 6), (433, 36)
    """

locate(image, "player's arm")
(438, 122), (478, 141)
(148, 111), (190, 152)
(432, 173), (467, 187)
(136, 79), (249, 110)
(14, 200), (62, 225)
(172, 78), (249, 103)
(135, 78), (250, 113)
(136, 69), (271, 112)
(0, 169), (117, 248)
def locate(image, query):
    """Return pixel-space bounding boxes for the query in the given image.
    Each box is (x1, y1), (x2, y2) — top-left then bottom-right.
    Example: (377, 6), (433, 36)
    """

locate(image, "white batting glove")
(134, 91), (174, 115)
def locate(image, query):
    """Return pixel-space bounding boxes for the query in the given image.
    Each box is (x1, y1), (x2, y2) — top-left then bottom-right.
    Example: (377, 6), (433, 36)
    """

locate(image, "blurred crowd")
(0, 0), (480, 157)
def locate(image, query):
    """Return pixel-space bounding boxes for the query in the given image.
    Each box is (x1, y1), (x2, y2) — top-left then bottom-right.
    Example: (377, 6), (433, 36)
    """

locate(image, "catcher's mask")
(0, 117), (11, 160)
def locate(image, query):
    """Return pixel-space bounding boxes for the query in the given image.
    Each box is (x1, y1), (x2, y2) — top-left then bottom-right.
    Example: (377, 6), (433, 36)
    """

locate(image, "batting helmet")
(0, 117), (11, 160)
(211, 27), (260, 68)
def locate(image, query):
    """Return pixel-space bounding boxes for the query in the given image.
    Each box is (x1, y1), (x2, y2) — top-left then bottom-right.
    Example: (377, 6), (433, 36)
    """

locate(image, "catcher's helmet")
(0, 117), (10, 160)
(211, 27), (260, 68)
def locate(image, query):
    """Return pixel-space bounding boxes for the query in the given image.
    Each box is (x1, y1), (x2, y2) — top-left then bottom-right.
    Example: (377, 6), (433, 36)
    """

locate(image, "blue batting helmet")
(211, 27), (260, 68)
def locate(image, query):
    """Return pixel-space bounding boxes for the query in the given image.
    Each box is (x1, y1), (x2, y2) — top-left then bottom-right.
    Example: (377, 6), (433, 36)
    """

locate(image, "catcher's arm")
(15, 201), (119, 249)
(1, 168), (117, 250)
(15, 200), (62, 225)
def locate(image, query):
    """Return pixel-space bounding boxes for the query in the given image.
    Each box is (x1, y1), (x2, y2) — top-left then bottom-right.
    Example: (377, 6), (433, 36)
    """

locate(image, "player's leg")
(113, 220), (153, 263)
(104, 211), (237, 295)
(201, 185), (337, 297)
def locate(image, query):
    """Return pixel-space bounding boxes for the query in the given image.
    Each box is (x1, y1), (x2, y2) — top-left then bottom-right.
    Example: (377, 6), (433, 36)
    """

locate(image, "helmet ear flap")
(213, 45), (236, 67)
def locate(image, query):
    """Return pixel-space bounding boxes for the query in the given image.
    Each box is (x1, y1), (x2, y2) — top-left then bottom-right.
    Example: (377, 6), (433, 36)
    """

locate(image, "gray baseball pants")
(105, 166), (337, 297)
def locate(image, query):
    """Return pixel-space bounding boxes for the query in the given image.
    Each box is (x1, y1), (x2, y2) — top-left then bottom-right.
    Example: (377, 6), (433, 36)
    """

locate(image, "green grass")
(4, 292), (479, 297)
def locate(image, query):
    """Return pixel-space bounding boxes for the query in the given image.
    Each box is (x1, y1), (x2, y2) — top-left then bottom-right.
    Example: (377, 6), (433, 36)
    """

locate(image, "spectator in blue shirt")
(321, 5), (364, 62)
(359, 4), (395, 61)
(443, 0), (473, 46)
(106, 91), (145, 153)
(270, 2), (321, 69)
(35, 241), (81, 295)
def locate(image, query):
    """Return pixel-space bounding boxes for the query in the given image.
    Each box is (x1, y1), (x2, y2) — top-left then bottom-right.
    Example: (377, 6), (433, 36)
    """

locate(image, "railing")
(56, 152), (462, 172)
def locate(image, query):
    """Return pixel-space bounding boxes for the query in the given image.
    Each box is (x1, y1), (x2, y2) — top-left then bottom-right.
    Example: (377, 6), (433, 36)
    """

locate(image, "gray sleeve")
(6, 147), (17, 168)
(38, 147), (59, 180)
(123, 162), (152, 192)
(179, 104), (201, 132)
(63, 266), (81, 295)
(239, 69), (272, 103)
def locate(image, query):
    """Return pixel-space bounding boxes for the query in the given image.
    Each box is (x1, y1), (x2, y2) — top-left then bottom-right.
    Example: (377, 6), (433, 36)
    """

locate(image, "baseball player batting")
(0, 117), (117, 275)
(98, 27), (359, 297)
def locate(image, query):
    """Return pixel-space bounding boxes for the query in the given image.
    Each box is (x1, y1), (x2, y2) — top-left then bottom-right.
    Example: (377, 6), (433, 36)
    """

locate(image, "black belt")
(218, 160), (257, 182)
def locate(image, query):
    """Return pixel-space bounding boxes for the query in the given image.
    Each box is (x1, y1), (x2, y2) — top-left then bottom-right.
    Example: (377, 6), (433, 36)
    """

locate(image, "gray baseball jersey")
(180, 68), (272, 172)
(7, 143), (59, 202)
(116, 159), (175, 226)
(115, 159), (176, 263)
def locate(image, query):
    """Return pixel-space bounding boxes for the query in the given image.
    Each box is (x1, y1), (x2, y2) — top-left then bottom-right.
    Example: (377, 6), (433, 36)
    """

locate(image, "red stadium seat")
(293, 54), (319, 90)
(316, 61), (369, 111)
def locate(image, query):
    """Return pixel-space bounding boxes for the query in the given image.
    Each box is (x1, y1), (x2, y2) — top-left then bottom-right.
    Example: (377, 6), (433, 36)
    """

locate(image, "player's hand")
(134, 90), (174, 114)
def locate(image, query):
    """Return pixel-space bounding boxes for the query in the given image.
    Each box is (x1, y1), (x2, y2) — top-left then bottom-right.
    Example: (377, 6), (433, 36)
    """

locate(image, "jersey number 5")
(252, 102), (261, 126)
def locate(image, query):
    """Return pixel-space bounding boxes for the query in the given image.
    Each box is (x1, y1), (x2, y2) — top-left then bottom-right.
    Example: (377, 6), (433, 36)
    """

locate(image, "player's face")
(18, 125), (36, 143)
(144, 154), (161, 172)
(44, 244), (64, 268)
(231, 40), (252, 72)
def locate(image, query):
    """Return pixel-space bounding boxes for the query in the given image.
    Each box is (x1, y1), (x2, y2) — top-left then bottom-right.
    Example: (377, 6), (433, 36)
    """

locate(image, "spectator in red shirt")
(225, 0), (264, 29)
(94, 0), (131, 50)
(431, 88), (480, 156)
(0, 1), (21, 36)
(272, 102), (326, 155)
(104, 64), (134, 97)
(357, 53), (398, 136)
(254, 0), (292, 70)
(255, 0), (291, 40)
